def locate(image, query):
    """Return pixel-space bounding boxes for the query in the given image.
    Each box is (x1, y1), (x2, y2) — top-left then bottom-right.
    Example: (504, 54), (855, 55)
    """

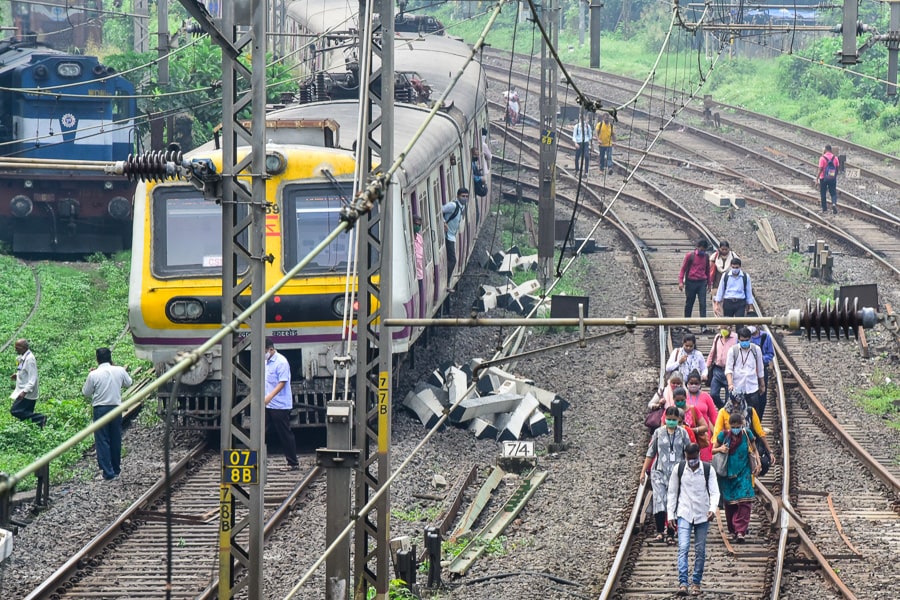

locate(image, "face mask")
(687, 458), (700, 468)
(740, 341), (751, 349)
(732, 268), (740, 275)
(665, 419), (678, 429)
(675, 400), (686, 409)
(721, 329), (730, 337)
(687, 384), (701, 393)
(414, 225), (421, 233)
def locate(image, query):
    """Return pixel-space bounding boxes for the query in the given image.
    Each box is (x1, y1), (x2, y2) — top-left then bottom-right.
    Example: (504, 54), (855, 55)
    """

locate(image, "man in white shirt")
(724, 326), (766, 418)
(83, 347), (132, 480)
(11, 339), (45, 427)
(668, 443), (720, 597)
(571, 116), (592, 175)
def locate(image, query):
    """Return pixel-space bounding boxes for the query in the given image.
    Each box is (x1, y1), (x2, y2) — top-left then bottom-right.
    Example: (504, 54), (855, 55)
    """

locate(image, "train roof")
(265, 100), (463, 189)
(0, 39), (62, 74)
(287, 0), (360, 36)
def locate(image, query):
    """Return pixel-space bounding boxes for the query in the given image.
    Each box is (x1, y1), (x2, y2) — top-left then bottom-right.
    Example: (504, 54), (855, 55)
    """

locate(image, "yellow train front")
(128, 33), (491, 430)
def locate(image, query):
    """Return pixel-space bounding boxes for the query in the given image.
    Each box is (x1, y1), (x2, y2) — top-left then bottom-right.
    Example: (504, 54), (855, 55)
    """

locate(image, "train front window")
(283, 183), (361, 272)
(152, 187), (247, 277)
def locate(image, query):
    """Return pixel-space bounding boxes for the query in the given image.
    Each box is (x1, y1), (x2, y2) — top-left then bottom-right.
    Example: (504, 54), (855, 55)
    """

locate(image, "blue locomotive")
(0, 37), (138, 253)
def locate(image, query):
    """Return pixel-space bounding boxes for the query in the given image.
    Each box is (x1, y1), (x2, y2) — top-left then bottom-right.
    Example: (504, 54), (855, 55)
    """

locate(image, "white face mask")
(731, 268), (740, 275)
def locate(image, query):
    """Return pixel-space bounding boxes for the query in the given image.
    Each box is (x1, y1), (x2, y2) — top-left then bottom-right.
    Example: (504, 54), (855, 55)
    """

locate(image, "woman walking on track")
(641, 406), (694, 545)
(712, 412), (759, 542)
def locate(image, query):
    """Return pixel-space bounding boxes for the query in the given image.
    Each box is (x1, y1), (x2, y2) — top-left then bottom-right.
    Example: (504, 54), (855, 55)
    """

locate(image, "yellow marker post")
(378, 371), (389, 453)
(218, 484), (233, 600)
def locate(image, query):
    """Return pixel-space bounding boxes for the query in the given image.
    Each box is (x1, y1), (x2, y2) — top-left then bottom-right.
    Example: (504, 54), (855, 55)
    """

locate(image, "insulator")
(799, 297), (861, 340)
(119, 151), (181, 183)
(316, 71), (327, 102)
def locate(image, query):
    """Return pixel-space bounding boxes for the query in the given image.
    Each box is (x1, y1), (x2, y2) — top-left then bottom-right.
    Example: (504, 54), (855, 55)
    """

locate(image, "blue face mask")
(687, 458), (700, 468)
(739, 340), (751, 349)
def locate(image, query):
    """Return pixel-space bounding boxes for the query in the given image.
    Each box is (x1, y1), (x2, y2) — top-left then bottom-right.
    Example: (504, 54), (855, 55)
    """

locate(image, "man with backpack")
(678, 239), (711, 321)
(443, 188), (468, 290)
(713, 257), (754, 318)
(748, 325), (774, 413)
(816, 144), (840, 214)
(667, 442), (720, 597)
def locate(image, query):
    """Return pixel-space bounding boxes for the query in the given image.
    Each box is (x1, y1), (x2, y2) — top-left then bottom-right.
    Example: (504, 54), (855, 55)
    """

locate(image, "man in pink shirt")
(816, 144), (840, 214)
(705, 325), (738, 408)
(678, 239), (711, 320)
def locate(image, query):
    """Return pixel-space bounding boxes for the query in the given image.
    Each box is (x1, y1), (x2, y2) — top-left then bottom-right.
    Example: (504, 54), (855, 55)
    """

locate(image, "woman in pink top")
(681, 369), (718, 461)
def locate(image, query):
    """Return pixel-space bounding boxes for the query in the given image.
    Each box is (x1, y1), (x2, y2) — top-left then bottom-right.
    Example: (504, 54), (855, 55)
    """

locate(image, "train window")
(151, 186), (248, 277)
(282, 183), (362, 272)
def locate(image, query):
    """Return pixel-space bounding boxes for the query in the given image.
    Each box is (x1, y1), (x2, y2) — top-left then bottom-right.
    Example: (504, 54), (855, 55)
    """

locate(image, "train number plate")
(222, 449), (259, 484)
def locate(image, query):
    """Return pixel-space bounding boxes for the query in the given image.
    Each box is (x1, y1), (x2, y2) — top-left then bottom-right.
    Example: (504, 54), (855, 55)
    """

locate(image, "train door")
(432, 171), (445, 303)
(415, 185), (433, 318)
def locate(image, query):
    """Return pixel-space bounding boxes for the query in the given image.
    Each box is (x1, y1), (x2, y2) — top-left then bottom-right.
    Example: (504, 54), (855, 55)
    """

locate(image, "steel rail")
(23, 442), (210, 600)
(196, 466), (323, 599)
(773, 343), (900, 496)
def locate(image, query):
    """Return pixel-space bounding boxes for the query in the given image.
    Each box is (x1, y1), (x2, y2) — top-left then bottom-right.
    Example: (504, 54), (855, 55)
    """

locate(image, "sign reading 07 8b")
(223, 449), (259, 484)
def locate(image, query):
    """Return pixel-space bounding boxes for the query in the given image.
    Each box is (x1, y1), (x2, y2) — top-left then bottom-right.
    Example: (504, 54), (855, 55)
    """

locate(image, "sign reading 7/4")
(222, 449), (259, 484)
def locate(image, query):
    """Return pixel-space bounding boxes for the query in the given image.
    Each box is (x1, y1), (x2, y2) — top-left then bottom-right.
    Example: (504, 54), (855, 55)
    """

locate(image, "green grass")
(0, 256), (37, 343)
(854, 369), (900, 431)
(391, 503), (441, 523)
(0, 253), (138, 489)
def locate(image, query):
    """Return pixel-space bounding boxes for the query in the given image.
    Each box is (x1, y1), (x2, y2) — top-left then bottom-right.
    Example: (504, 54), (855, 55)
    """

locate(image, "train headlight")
(265, 151), (287, 175)
(332, 296), (359, 318)
(24, 180), (33, 188)
(104, 181), (114, 190)
(108, 196), (131, 220)
(10, 195), (33, 218)
(34, 65), (48, 80)
(166, 298), (205, 322)
(57, 62), (82, 78)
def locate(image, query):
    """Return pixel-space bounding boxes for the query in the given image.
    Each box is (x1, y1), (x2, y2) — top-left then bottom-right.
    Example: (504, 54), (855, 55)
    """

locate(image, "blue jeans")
(677, 517), (709, 586)
(574, 142), (590, 172)
(709, 365), (727, 408)
(598, 145), (613, 169)
(93, 405), (122, 479)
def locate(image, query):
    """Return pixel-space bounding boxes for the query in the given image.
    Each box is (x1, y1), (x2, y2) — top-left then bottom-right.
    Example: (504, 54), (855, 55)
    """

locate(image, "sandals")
(652, 533), (665, 543)
(666, 535), (676, 546)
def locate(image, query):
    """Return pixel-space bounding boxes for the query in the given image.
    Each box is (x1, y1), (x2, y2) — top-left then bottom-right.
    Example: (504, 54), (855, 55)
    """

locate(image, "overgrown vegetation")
(392, 504), (441, 523)
(853, 369), (900, 431)
(418, 1), (900, 155)
(0, 257), (37, 342)
(0, 253), (137, 488)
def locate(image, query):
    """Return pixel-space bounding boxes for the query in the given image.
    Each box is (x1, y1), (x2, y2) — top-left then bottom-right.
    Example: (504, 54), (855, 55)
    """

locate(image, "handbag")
(711, 449), (729, 477)
(746, 432), (761, 475)
(644, 406), (664, 431)
(755, 438), (772, 477)
(689, 407), (710, 449)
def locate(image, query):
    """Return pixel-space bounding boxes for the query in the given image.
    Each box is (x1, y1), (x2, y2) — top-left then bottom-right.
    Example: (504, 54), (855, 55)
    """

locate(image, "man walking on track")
(816, 144), (840, 214)
(714, 257), (755, 318)
(678, 239), (711, 320)
(265, 337), (299, 472)
(668, 442), (719, 597)
(10, 339), (46, 428)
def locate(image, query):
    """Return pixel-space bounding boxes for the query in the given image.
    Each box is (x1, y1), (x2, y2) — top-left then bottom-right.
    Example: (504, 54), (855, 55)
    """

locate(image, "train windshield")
(152, 187), (247, 277)
(282, 183), (360, 272)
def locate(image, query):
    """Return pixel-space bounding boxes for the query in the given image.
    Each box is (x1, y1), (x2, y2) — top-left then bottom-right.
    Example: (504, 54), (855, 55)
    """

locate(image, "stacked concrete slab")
(402, 362), (565, 441)
(471, 279), (550, 316)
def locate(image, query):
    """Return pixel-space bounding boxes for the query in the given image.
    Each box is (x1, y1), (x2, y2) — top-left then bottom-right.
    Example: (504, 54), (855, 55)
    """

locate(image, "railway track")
(483, 66), (900, 597)
(25, 444), (322, 599)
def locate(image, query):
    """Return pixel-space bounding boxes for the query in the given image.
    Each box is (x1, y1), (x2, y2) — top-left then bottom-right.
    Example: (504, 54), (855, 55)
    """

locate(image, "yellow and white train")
(128, 3), (491, 429)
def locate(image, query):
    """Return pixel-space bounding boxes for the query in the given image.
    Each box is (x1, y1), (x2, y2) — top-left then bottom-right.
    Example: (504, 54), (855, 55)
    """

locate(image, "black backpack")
(672, 461), (712, 512)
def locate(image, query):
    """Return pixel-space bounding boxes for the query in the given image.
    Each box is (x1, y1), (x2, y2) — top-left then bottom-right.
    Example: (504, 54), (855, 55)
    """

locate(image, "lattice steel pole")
(353, 0), (394, 597)
(177, 1), (269, 597)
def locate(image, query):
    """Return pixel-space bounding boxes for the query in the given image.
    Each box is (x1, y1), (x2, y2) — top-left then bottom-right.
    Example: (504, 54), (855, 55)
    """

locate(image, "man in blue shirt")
(713, 257), (754, 317)
(265, 338), (298, 471)
(748, 325), (774, 416)
(442, 188), (468, 291)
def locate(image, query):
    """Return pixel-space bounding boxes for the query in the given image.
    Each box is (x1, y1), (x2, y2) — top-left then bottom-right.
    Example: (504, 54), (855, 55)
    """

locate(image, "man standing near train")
(264, 337), (299, 472)
(82, 347), (132, 481)
(443, 188), (468, 291)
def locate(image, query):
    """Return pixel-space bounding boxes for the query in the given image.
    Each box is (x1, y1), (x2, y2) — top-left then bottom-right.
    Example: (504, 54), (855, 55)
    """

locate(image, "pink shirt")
(817, 152), (839, 180)
(678, 249), (710, 283)
(706, 333), (737, 369)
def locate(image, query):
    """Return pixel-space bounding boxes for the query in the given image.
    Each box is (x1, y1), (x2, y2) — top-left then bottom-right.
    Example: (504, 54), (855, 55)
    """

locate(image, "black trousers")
(722, 298), (747, 317)
(11, 397), (43, 424)
(446, 238), (457, 287)
(266, 408), (298, 467)
(684, 279), (707, 318)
